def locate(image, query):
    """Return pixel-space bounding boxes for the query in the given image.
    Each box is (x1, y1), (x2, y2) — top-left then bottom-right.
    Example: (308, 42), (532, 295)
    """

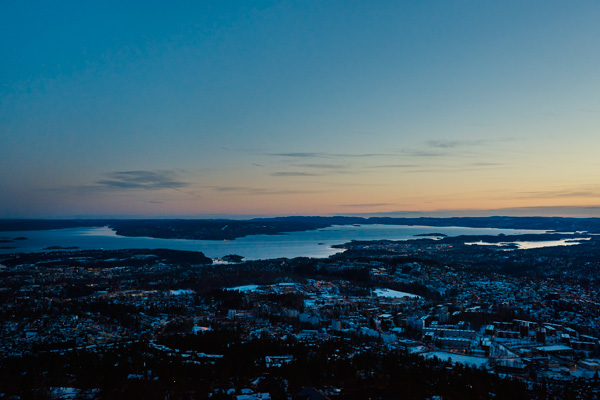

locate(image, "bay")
(0, 224), (547, 260)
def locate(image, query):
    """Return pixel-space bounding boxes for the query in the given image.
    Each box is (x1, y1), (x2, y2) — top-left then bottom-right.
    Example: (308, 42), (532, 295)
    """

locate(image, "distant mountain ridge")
(1, 216), (600, 241)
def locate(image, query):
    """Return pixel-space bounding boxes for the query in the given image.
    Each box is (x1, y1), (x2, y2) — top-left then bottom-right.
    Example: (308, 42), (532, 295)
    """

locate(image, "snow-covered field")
(227, 284), (260, 292)
(374, 288), (420, 299)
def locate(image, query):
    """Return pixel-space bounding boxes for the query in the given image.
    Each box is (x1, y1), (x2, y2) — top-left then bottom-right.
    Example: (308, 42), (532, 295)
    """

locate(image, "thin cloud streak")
(264, 138), (507, 174)
(368, 164), (420, 169)
(96, 170), (189, 190)
(354, 206), (600, 218)
(366, 162), (504, 173)
(271, 172), (321, 177)
(211, 186), (321, 195)
(295, 163), (346, 169)
(519, 189), (600, 199)
(269, 152), (392, 159)
(426, 139), (485, 149)
(43, 170), (208, 207)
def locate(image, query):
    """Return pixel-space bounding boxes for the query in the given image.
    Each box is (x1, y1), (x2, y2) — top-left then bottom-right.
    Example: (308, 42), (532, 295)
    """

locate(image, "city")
(2, 232), (600, 398)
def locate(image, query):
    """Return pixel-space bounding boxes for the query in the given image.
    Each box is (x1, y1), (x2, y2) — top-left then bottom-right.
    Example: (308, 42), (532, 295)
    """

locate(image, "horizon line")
(2, 205), (600, 220)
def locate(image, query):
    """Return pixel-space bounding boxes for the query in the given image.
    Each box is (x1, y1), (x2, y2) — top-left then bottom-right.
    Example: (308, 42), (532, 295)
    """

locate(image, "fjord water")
(0, 225), (547, 260)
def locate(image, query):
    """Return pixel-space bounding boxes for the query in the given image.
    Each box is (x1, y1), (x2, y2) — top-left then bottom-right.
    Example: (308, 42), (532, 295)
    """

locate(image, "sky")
(1, 1), (600, 218)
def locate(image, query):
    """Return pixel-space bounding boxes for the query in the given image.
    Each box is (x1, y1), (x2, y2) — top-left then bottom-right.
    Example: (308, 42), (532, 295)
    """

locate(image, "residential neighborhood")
(2, 235), (600, 398)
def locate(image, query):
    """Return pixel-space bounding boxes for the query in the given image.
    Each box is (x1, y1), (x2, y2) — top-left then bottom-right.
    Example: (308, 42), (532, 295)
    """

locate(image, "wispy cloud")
(426, 139), (485, 149)
(269, 152), (391, 159)
(401, 150), (449, 158)
(391, 138), (510, 160)
(519, 188), (600, 199)
(295, 163), (346, 169)
(352, 206), (600, 218)
(260, 138), (510, 177)
(366, 161), (503, 172)
(269, 152), (324, 158)
(96, 170), (189, 190)
(43, 170), (203, 202)
(212, 186), (320, 195)
(368, 164), (420, 169)
(271, 172), (321, 177)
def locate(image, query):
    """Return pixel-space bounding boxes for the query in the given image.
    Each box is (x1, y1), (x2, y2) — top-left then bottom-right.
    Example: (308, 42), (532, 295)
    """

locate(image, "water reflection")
(1, 224), (549, 260)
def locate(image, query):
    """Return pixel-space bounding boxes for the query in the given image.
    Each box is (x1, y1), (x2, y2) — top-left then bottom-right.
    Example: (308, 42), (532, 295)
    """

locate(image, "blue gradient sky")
(2, 1), (600, 217)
